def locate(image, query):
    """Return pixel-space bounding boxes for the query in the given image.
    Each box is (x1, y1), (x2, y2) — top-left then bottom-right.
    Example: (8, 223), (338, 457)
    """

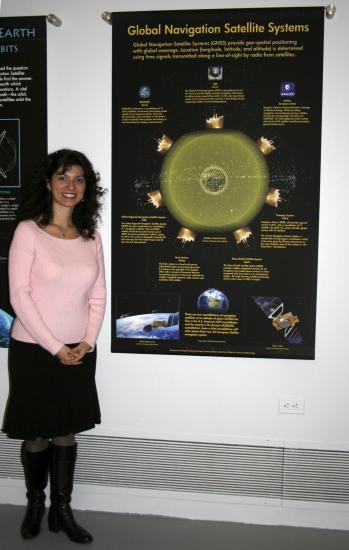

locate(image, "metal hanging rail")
(102, 6), (336, 23)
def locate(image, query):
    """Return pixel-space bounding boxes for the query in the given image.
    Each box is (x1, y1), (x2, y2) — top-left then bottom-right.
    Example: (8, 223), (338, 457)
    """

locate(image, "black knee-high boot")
(21, 442), (50, 539)
(48, 443), (92, 544)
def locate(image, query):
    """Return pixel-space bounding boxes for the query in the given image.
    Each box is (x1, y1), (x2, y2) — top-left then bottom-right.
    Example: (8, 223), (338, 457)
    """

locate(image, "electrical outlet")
(279, 398), (305, 415)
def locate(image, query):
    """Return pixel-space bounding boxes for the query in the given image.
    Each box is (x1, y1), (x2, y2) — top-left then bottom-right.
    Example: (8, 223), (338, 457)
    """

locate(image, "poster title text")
(127, 22), (310, 38)
(0, 27), (36, 39)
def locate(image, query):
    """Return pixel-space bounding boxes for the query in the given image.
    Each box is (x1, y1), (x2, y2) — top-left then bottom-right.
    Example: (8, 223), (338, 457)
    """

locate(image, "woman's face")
(48, 164), (86, 210)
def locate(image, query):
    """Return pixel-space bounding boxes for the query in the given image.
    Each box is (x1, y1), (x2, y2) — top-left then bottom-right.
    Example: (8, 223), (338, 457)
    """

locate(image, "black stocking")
(24, 438), (49, 453)
(52, 434), (76, 447)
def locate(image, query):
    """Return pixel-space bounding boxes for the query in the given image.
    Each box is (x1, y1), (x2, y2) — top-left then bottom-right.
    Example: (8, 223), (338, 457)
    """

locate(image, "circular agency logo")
(138, 85), (151, 99)
(280, 81), (296, 97)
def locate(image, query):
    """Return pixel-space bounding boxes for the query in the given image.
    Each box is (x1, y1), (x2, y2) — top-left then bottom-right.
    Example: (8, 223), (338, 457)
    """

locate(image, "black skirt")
(2, 338), (101, 440)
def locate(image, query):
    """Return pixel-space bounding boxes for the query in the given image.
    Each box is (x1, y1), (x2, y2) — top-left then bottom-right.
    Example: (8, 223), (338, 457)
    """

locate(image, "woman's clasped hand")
(56, 341), (92, 365)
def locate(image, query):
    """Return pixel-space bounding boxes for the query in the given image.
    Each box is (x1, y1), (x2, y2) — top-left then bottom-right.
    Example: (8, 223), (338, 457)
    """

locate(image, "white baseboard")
(2, 478), (349, 531)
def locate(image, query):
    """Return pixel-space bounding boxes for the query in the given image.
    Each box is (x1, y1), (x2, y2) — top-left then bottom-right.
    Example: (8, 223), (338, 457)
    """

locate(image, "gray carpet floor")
(1, 505), (349, 549)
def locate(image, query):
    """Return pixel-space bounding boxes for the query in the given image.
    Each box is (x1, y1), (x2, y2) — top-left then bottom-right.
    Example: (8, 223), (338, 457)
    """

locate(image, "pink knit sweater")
(9, 220), (106, 355)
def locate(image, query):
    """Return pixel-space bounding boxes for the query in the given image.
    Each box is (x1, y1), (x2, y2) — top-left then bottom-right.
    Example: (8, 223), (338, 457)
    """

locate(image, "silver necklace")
(51, 223), (73, 238)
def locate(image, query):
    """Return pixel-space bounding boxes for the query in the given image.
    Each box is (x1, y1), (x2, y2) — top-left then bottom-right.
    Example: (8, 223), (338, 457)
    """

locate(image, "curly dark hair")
(16, 149), (106, 239)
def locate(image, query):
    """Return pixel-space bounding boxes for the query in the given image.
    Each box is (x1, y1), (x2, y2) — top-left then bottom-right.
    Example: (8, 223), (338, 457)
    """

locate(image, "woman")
(2, 149), (107, 544)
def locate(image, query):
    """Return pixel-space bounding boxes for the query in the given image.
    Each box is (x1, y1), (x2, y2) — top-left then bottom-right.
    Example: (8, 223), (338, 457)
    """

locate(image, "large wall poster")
(111, 8), (324, 359)
(0, 17), (47, 347)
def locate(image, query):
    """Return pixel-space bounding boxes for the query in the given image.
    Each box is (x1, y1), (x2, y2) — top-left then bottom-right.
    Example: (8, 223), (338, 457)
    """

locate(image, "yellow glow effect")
(206, 114), (224, 129)
(177, 227), (196, 243)
(266, 187), (282, 207)
(233, 227), (252, 244)
(156, 135), (173, 154)
(147, 190), (163, 208)
(257, 137), (276, 155)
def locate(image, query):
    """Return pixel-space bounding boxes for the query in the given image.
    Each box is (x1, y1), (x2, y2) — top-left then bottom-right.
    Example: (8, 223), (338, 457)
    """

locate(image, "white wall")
(0, 0), (348, 527)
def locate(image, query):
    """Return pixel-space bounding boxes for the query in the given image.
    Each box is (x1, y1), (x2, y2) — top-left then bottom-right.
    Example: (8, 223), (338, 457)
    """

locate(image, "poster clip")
(102, 12), (112, 25)
(325, 4), (336, 18)
(46, 14), (62, 27)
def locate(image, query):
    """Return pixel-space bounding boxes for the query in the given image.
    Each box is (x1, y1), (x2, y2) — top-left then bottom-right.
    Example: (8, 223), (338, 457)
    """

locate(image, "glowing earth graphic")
(0, 308), (13, 347)
(160, 130), (269, 232)
(197, 289), (229, 313)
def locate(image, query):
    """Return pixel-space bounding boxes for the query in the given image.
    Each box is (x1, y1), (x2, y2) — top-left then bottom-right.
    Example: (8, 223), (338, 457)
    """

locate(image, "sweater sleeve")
(82, 231), (107, 349)
(8, 222), (64, 355)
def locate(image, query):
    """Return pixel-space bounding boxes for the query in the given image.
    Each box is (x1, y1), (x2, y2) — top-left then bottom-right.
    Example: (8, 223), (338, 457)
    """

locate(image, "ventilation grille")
(76, 436), (283, 499)
(1, 433), (349, 504)
(283, 448), (349, 503)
